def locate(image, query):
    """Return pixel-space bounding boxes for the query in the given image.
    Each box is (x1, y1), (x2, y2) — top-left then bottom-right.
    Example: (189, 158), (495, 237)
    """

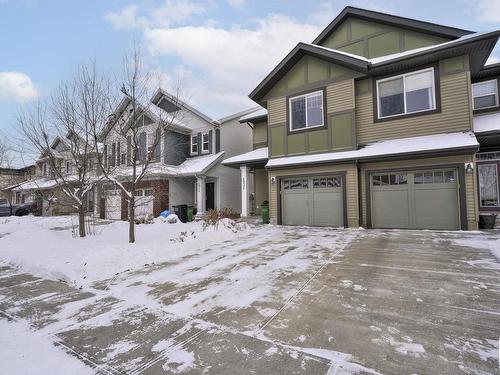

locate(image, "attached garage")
(370, 168), (460, 230)
(281, 175), (345, 227)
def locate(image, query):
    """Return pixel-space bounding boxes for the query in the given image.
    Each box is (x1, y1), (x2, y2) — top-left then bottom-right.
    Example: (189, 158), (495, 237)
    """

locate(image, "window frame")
(478, 163), (500, 208)
(65, 161), (71, 175)
(287, 89), (326, 133)
(202, 132), (210, 152)
(191, 135), (198, 154)
(472, 79), (499, 111)
(375, 66), (438, 121)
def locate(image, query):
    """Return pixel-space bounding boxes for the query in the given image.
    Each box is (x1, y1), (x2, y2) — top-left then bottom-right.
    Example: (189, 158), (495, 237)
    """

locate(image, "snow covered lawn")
(0, 215), (250, 288)
(0, 317), (93, 375)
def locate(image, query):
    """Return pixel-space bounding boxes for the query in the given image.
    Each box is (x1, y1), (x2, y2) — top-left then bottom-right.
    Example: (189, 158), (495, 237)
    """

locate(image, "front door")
(206, 182), (215, 211)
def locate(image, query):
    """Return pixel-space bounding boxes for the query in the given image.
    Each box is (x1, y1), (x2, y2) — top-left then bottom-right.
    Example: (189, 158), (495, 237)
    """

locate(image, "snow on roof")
(239, 108), (268, 123)
(266, 132), (478, 168)
(13, 178), (59, 191)
(223, 147), (268, 166)
(217, 107), (263, 124)
(473, 112), (500, 134)
(112, 152), (226, 179)
(369, 31), (495, 65)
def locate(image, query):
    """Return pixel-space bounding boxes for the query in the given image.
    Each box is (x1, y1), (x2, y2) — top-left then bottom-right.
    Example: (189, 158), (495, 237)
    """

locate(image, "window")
(289, 90), (324, 131)
(202, 133), (209, 152)
(65, 161), (71, 174)
(377, 68), (436, 119)
(477, 151), (500, 161)
(283, 179), (309, 190)
(191, 136), (198, 154)
(472, 79), (498, 110)
(313, 177), (342, 188)
(372, 173), (408, 186)
(414, 170), (455, 184)
(42, 163), (47, 177)
(478, 164), (499, 207)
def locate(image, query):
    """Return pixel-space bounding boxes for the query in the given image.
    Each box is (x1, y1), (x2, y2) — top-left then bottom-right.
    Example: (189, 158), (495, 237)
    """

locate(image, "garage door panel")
(106, 190), (121, 220)
(414, 187), (458, 230)
(282, 193), (309, 226)
(312, 190), (343, 227)
(371, 169), (460, 230)
(372, 189), (409, 229)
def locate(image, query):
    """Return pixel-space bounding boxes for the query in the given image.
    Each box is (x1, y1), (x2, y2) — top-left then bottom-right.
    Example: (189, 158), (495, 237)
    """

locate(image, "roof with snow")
(250, 31), (500, 104)
(473, 113), (500, 134)
(110, 152), (226, 179)
(217, 107), (263, 124)
(239, 108), (268, 123)
(222, 147), (268, 166)
(266, 132), (478, 168)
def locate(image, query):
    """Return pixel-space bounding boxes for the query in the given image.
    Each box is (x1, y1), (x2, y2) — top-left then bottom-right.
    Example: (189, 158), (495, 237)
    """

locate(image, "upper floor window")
(376, 67), (436, 119)
(289, 90), (324, 131)
(42, 163), (48, 177)
(472, 79), (498, 110)
(65, 161), (72, 174)
(191, 136), (198, 154)
(202, 133), (209, 152)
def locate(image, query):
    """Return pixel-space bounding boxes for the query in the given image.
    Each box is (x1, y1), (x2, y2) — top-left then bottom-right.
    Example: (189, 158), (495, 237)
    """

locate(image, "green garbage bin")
(187, 206), (194, 222)
(261, 202), (269, 224)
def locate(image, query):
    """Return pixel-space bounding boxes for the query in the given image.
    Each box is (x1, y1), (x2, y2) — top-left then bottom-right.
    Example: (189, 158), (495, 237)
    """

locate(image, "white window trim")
(478, 163), (500, 208)
(289, 90), (325, 132)
(472, 79), (499, 110)
(190, 135), (198, 154)
(202, 132), (210, 153)
(376, 67), (436, 120)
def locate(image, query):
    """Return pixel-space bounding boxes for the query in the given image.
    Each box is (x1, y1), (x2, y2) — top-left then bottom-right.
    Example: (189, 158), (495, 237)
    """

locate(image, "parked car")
(0, 198), (36, 217)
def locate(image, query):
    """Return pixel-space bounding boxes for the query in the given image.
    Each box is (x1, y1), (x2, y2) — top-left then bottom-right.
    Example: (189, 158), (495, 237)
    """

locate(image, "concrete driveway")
(0, 227), (499, 374)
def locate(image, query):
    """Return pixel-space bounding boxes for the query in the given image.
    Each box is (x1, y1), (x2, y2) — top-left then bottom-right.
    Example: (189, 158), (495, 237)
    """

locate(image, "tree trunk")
(78, 205), (86, 238)
(129, 195), (135, 243)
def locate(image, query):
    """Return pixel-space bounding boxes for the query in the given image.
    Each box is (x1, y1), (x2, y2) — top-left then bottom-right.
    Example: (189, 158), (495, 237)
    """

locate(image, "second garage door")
(371, 169), (460, 230)
(281, 175), (344, 227)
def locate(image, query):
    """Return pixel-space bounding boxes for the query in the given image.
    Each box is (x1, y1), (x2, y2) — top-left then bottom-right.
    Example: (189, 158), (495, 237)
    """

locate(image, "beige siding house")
(224, 6), (500, 230)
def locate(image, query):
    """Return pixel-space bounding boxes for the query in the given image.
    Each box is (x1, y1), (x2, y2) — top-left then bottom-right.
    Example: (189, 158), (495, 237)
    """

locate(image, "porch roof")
(473, 112), (500, 134)
(266, 132), (478, 168)
(222, 147), (269, 167)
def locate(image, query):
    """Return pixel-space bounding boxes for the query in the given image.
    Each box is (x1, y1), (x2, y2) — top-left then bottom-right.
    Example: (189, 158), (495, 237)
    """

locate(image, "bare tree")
(17, 63), (113, 237)
(91, 48), (182, 243)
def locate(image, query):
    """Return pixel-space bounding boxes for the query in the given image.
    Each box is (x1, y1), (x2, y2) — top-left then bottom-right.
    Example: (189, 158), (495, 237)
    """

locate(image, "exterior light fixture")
(465, 163), (473, 174)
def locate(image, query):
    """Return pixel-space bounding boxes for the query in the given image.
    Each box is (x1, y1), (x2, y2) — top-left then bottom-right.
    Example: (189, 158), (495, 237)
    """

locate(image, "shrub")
(201, 208), (235, 229)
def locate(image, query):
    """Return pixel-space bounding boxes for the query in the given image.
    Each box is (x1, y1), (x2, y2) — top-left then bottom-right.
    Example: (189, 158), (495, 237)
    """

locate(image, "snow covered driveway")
(1, 221), (499, 374)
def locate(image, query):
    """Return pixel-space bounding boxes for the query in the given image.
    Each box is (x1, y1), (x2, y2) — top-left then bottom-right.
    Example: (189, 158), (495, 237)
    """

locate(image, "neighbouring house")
(12, 137), (98, 216)
(97, 89), (254, 220)
(224, 6), (500, 230)
(0, 165), (35, 204)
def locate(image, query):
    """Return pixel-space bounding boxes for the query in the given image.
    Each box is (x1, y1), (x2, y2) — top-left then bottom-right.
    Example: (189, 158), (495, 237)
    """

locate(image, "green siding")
(287, 60), (306, 90)
(308, 129), (329, 152)
(308, 57), (329, 83)
(404, 31), (447, 50)
(338, 40), (365, 57)
(322, 22), (348, 48)
(443, 56), (465, 73)
(350, 18), (384, 40)
(331, 113), (354, 149)
(270, 126), (285, 156)
(368, 32), (400, 58)
(288, 133), (306, 154)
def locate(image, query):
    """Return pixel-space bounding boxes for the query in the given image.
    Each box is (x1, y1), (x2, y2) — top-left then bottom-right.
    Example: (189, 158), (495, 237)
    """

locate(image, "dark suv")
(0, 198), (36, 217)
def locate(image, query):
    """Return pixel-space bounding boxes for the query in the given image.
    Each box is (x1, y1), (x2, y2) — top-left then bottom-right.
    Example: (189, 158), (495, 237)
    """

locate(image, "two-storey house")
(225, 7), (500, 230)
(12, 135), (98, 216)
(97, 89), (253, 220)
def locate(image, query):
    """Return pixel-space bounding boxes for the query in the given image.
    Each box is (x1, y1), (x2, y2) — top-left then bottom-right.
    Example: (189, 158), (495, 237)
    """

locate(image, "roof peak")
(313, 6), (473, 46)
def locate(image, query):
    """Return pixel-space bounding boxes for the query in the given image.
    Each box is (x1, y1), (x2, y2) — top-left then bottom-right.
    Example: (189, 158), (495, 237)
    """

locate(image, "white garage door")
(281, 176), (344, 227)
(135, 189), (154, 217)
(106, 190), (122, 220)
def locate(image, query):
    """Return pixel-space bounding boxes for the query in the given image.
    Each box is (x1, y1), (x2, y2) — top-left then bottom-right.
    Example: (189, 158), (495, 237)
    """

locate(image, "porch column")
(196, 176), (206, 215)
(240, 165), (250, 217)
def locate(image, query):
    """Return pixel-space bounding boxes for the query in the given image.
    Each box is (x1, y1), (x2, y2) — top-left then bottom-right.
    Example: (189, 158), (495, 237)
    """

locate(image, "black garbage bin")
(479, 214), (497, 229)
(173, 205), (188, 223)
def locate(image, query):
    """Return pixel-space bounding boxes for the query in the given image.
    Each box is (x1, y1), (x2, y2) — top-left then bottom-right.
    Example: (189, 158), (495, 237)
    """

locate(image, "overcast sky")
(1, 0), (500, 140)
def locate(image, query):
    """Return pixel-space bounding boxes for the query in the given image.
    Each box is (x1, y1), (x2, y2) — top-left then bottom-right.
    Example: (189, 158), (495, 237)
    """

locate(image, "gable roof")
(249, 31), (500, 104)
(313, 6), (473, 46)
(151, 88), (215, 124)
(217, 106), (262, 124)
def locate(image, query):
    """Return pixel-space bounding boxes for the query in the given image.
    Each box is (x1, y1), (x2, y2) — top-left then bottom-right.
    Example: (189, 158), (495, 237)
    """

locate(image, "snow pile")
(0, 318), (93, 375)
(450, 235), (500, 270)
(0, 215), (252, 288)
